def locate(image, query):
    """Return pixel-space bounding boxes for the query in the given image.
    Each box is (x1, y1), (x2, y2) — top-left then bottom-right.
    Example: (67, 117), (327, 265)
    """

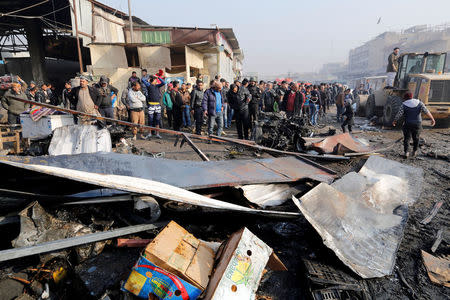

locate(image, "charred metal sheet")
(311, 133), (372, 155)
(0, 160), (300, 218)
(294, 157), (423, 278)
(421, 250), (450, 287)
(0, 153), (335, 189)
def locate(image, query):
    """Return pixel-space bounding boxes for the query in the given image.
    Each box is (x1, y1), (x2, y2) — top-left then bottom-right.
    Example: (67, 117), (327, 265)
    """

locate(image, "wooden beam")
(0, 222), (166, 262)
(182, 133), (209, 161)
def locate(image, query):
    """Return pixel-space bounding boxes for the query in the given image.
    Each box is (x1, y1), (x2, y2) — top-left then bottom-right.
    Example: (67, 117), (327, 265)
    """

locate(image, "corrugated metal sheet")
(0, 153), (335, 190)
(93, 7), (125, 43)
(142, 31), (171, 44)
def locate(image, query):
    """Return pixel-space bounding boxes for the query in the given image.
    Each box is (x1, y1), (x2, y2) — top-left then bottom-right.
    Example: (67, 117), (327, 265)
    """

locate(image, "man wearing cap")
(1, 82), (30, 124)
(393, 92), (435, 158)
(69, 76), (101, 124)
(386, 47), (400, 87)
(95, 75), (118, 119)
(248, 77), (262, 125)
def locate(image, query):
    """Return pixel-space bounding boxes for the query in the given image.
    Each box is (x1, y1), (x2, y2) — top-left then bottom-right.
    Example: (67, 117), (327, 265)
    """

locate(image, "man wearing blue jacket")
(202, 80), (224, 137)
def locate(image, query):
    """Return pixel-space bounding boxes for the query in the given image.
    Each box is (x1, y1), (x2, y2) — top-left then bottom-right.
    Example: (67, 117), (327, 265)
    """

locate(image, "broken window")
(125, 46), (140, 67)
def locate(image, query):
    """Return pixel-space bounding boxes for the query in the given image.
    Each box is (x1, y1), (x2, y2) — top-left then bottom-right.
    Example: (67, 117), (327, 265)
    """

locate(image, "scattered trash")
(420, 200), (444, 225)
(431, 229), (445, 253)
(294, 156), (423, 278)
(421, 250), (450, 287)
(204, 227), (287, 300)
(238, 183), (308, 208)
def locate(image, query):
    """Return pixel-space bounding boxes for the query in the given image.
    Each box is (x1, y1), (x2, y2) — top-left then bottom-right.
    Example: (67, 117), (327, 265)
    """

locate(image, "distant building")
(348, 24), (450, 79)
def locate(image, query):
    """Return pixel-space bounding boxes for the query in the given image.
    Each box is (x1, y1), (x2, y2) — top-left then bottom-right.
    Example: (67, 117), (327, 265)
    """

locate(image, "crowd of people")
(0, 70), (359, 140)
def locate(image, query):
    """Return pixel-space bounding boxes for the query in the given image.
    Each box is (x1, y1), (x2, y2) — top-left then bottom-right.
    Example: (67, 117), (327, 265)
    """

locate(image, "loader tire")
(383, 95), (403, 127)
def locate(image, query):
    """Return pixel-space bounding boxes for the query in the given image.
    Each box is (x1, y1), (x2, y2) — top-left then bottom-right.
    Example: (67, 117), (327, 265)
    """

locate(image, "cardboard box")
(203, 227), (287, 300)
(144, 221), (215, 291)
(122, 255), (202, 300)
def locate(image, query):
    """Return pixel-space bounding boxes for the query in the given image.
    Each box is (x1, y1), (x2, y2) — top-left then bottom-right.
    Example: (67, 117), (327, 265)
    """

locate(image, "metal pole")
(72, 0), (83, 73)
(128, 0), (134, 43)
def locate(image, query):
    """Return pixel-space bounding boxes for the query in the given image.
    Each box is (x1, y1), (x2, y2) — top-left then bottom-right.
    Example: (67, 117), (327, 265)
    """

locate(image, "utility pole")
(72, 0), (83, 73)
(128, 0), (134, 43)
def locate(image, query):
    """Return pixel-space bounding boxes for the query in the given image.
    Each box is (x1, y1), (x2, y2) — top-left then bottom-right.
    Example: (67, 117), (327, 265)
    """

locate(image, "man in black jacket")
(190, 80), (204, 135)
(170, 81), (184, 131)
(69, 76), (101, 124)
(228, 83), (251, 139)
(248, 77), (261, 126)
(94, 75), (118, 119)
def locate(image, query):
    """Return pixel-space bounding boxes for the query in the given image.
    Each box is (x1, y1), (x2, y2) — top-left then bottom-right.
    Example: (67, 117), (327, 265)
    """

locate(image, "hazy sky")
(102, 0), (450, 76)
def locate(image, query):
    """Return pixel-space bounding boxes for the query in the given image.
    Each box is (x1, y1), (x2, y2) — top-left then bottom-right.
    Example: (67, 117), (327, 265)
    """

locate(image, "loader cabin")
(397, 52), (450, 121)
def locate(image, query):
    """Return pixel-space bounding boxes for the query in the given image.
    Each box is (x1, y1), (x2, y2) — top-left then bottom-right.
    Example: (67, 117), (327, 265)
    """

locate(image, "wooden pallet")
(0, 124), (21, 154)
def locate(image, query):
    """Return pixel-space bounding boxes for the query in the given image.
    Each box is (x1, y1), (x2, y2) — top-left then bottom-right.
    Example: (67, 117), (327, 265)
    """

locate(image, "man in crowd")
(126, 81), (146, 140)
(228, 81), (251, 139)
(162, 84), (173, 128)
(262, 82), (278, 112)
(393, 92), (435, 158)
(386, 47), (400, 88)
(1, 82), (30, 124)
(220, 79), (230, 129)
(190, 79), (204, 135)
(38, 83), (50, 104)
(170, 81), (184, 131)
(281, 82), (304, 117)
(62, 81), (72, 109)
(146, 74), (166, 138)
(140, 69), (150, 97)
(202, 80), (224, 137)
(341, 96), (354, 133)
(95, 75), (118, 119)
(180, 83), (191, 128)
(319, 84), (328, 114)
(335, 87), (345, 122)
(69, 76), (101, 124)
(248, 77), (261, 125)
(128, 71), (141, 87)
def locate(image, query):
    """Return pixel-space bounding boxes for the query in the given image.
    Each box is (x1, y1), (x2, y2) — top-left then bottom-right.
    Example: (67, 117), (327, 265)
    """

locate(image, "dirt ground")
(0, 108), (448, 300)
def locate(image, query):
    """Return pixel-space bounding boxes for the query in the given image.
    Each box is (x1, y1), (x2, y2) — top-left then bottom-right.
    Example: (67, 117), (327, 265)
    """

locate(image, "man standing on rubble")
(202, 80), (225, 137)
(1, 82), (30, 124)
(69, 76), (101, 124)
(335, 87), (345, 123)
(248, 77), (262, 126)
(95, 75), (118, 119)
(341, 95), (354, 133)
(393, 92), (435, 158)
(386, 47), (400, 88)
(146, 75), (166, 139)
(228, 82), (251, 139)
(191, 80), (205, 135)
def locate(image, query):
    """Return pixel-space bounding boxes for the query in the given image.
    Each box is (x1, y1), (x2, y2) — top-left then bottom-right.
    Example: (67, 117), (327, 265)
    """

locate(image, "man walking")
(190, 80), (204, 135)
(386, 47), (400, 88)
(393, 92), (435, 158)
(202, 80), (224, 137)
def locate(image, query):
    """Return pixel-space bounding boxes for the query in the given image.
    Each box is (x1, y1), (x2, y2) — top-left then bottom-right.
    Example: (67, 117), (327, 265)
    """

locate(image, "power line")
(0, 0), (50, 18)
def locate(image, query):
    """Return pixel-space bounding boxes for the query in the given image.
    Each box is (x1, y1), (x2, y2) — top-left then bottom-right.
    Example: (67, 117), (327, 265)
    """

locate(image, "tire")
(365, 94), (375, 118)
(383, 95), (403, 127)
(293, 134), (305, 152)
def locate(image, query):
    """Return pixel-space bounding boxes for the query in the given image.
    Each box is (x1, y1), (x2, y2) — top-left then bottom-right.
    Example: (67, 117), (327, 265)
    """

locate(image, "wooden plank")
(182, 133), (209, 161)
(0, 222), (166, 262)
(431, 229), (444, 253)
(420, 200), (444, 225)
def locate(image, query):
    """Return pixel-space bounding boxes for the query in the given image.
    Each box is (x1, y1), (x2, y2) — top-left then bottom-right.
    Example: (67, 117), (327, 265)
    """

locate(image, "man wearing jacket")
(202, 80), (224, 137)
(190, 80), (204, 135)
(248, 77), (262, 125)
(281, 83), (304, 117)
(95, 75), (119, 119)
(335, 87), (345, 122)
(263, 82), (278, 112)
(170, 81), (184, 131)
(228, 82), (251, 139)
(1, 82), (30, 124)
(386, 47), (400, 87)
(146, 75), (166, 138)
(69, 76), (101, 124)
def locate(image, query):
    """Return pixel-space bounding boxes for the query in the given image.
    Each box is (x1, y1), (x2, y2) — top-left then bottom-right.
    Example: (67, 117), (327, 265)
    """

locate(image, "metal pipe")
(128, 0), (134, 43)
(72, 0), (83, 73)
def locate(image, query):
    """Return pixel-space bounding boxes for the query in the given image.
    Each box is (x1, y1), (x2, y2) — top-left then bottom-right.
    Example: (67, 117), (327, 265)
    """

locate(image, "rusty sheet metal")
(0, 160), (300, 218)
(311, 133), (372, 155)
(421, 250), (450, 287)
(0, 153), (335, 189)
